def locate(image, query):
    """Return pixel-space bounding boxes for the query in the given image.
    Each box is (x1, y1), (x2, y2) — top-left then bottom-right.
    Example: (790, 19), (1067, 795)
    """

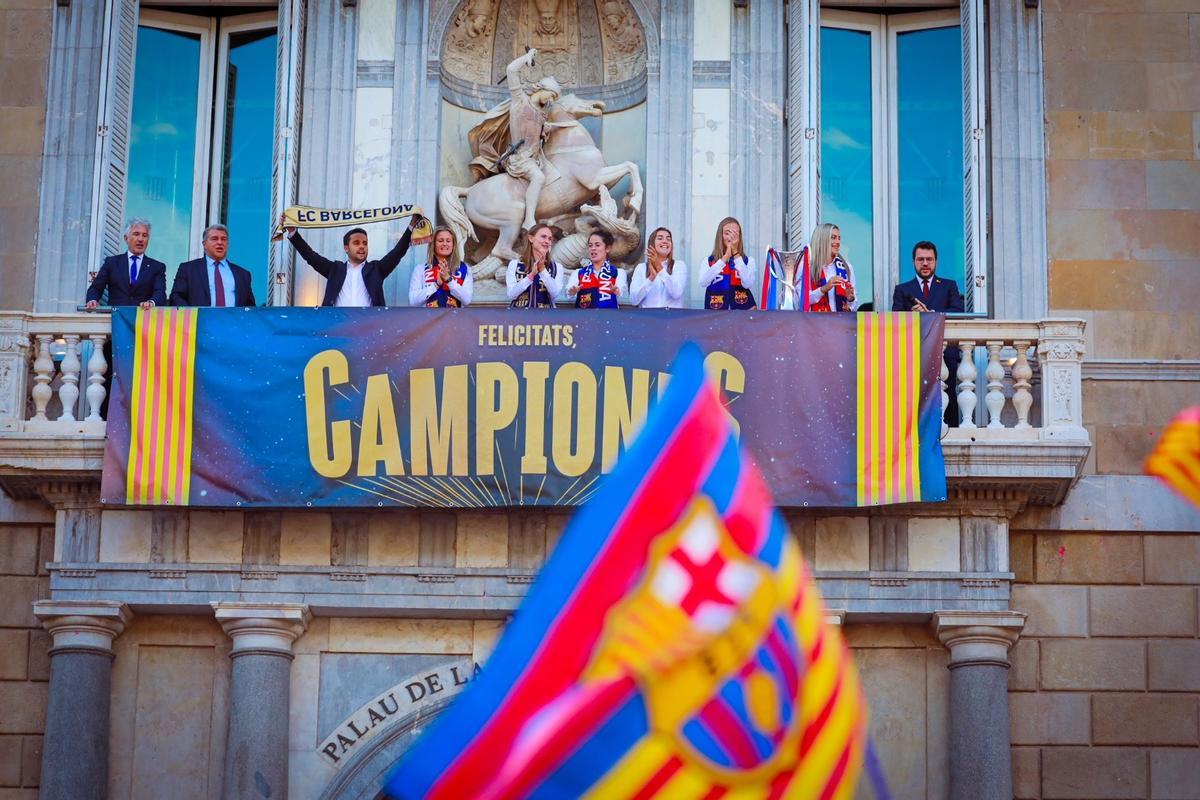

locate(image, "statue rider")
(503, 48), (562, 232)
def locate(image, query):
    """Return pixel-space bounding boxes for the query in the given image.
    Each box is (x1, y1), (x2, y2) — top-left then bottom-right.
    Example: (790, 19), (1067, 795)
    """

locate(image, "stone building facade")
(0, 1), (1198, 799)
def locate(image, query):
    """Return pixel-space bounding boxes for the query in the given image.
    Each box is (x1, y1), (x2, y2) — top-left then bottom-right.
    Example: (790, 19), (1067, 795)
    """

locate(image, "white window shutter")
(92, 0), (140, 268)
(786, 0), (820, 250)
(269, 0), (306, 306)
(961, 0), (986, 313)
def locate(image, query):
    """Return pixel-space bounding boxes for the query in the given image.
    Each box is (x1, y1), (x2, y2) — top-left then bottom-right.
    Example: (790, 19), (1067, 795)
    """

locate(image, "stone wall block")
(1011, 585), (1089, 637)
(24, 629), (47, 682)
(0, 631), (28, 680)
(1010, 692), (1091, 745)
(1148, 640), (1200, 692)
(1151, 747), (1200, 800)
(187, 511), (243, 564)
(97, 511), (152, 563)
(149, 510), (188, 564)
(782, 512), (815, 567)
(814, 516), (868, 571)
(0, 577), (37, 627)
(1091, 586), (1198, 637)
(1093, 694), (1199, 746)
(0, 735), (19, 786)
(1009, 639), (1039, 691)
(1144, 535), (1200, 584)
(1010, 532), (1034, 583)
(455, 512), (507, 568)
(507, 511), (547, 570)
(1011, 746), (1040, 800)
(0, 527), (37, 575)
(417, 512), (456, 567)
(242, 511), (282, 565)
(279, 511), (330, 566)
(1035, 533), (1142, 584)
(1042, 747), (1146, 799)
(1040, 639), (1146, 690)
(868, 516), (909, 572)
(331, 512), (369, 567)
(906, 517), (959, 573)
(0, 683), (46, 734)
(367, 511), (418, 567)
(20, 735), (40, 788)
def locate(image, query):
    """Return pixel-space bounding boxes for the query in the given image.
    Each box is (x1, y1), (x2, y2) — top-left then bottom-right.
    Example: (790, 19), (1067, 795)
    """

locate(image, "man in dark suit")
(891, 240), (964, 426)
(280, 213), (422, 307)
(84, 217), (167, 309)
(169, 224), (256, 307)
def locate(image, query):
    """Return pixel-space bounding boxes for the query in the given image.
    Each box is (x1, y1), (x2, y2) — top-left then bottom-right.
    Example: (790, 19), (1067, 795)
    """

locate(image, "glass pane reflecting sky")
(897, 26), (964, 290)
(221, 29), (276, 304)
(820, 27), (874, 306)
(127, 26), (201, 267)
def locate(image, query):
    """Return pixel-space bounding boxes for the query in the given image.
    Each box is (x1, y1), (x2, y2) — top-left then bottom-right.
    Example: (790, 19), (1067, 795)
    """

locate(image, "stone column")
(933, 610), (1025, 800)
(214, 602), (311, 800)
(34, 600), (132, 800)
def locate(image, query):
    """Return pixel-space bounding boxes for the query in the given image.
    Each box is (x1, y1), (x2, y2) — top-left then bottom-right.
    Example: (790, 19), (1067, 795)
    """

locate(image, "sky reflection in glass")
(127, 26), (201, 267)
(220, 29), (276, 304)
(820, 27), (874, 306)
(897, 25), (964, 289)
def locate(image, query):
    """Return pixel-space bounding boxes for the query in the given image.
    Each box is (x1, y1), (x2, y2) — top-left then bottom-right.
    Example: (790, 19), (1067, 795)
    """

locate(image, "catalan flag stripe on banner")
(385, 344), (868, 800)
(125, 308), (198, 506)
(1145, 406), (1200, 508)
(857, 312), (925, 507)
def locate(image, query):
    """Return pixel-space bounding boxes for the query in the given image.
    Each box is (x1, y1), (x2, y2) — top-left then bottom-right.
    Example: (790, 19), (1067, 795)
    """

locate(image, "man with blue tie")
(169, 224), (257, 307)
(84, 218), (167, 310)
(891, 241), (964, 426)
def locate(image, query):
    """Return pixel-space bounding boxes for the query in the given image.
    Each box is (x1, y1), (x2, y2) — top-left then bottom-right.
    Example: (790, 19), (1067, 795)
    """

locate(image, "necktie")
(129, 255), (139, 285)
(214, 262), (227, 307)
(922, 280), (930, 299)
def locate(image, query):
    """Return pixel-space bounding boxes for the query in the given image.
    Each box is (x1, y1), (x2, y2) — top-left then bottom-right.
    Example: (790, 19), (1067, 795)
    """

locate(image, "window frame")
(810, 2), (988, 313)
(135, 9), (218, 260)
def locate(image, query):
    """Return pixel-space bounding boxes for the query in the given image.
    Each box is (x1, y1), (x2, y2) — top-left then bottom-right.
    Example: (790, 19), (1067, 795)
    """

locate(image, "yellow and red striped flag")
(1145, 406), (1200, 508)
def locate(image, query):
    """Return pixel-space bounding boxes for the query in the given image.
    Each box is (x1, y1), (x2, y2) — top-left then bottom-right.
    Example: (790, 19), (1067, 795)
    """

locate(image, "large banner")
(100, 308), (946, 508)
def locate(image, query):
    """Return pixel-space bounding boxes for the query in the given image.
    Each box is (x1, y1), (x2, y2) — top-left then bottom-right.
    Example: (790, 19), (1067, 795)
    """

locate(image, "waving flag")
(385, 344), (868, 799)
(1146, 406), (1200, 507)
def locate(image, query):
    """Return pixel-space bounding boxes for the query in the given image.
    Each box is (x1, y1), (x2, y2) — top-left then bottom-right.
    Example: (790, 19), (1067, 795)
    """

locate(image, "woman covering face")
(567, 230), (627, 309)
(700, 217), (758, 310)
(506, 223), (564, 308)
(409, 227), (473, 307)
(631, 227), (689, 309)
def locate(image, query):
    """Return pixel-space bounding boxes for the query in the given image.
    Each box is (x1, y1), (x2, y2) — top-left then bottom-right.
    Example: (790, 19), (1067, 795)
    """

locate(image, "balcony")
(0, 311), (1091, 506)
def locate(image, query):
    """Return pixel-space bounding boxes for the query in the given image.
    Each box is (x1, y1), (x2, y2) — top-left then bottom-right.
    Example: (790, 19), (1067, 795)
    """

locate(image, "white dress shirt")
(335, 261), (371, 308)
(506, 259), (563, 304)
(630, 260), (688, 308)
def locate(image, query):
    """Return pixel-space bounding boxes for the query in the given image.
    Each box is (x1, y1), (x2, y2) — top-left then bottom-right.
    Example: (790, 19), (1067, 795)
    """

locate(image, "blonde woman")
(506, 223), (563, 308)
(700, 217), (757, 310)
(409, 226), (473, 307)
(807, 223), (857, 312)
(630, 227), (688, 308)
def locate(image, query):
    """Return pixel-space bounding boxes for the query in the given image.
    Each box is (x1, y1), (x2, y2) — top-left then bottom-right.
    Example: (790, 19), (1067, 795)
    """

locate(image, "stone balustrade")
(942, 318), (1088, 442)
(0, 311), (111, 434)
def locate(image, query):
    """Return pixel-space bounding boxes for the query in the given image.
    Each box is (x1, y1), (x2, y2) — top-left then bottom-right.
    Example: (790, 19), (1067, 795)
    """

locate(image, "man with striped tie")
(169, 224), (256, 307)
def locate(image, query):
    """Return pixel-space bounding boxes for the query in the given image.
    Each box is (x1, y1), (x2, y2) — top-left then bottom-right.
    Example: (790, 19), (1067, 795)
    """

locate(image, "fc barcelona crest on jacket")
(705, 255), (757, 310)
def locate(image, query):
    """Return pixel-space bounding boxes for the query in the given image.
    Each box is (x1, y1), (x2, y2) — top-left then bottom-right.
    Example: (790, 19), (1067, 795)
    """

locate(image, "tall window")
(125, 10), (277, 302)
(819, 7), (983, 311)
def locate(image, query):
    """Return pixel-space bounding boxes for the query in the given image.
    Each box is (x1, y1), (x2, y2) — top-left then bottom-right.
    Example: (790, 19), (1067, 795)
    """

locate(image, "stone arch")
(316, 698), (454, 800)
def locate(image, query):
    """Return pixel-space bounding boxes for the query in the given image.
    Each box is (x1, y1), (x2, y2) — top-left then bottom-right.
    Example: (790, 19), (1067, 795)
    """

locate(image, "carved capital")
(933, 611), (1025, 669)
(35, 600), (132, 656)
(213, 602), (312, 658)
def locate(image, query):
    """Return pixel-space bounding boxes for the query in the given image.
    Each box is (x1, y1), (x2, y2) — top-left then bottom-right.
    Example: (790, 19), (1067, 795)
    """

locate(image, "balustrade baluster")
(58, 335), (80, 422)
(31, 334), (53, 421)
(985, 341), (1005, 428)
(957, 340), (978, 428)
(86, 333), (108, 422)
(940, 346), (950, 438)
(1012, 340), (1033, 429)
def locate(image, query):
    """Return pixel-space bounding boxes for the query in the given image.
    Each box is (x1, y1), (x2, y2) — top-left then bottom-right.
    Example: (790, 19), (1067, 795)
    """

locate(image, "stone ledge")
(46, 563), (1014, 619)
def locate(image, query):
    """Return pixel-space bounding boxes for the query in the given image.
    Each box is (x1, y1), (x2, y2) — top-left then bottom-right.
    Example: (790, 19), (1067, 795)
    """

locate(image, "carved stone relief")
(442, 0), (647, 96)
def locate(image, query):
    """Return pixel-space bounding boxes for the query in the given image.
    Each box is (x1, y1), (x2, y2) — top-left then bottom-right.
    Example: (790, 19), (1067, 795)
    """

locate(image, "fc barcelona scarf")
(574, 262), (621, 309)
(510, 262), (559, 309)
(424, 262), (470, 308)
(704, 255), (757, 311)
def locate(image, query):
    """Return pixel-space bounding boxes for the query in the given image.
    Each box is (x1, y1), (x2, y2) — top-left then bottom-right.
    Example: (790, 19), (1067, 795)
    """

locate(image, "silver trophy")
(770, 248), (808, 309)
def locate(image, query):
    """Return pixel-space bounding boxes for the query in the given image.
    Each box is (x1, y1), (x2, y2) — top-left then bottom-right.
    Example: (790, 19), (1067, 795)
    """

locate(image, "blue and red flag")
(385, 344), (868, 799)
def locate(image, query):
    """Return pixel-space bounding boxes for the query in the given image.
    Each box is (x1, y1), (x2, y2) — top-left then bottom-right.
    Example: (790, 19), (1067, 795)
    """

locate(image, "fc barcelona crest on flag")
(384, 344), (869, 799)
